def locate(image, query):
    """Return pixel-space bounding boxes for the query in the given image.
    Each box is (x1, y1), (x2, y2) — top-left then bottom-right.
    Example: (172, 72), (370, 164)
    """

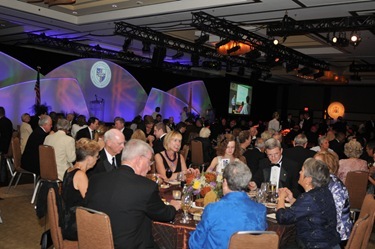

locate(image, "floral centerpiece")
(184, 169), (222, 199)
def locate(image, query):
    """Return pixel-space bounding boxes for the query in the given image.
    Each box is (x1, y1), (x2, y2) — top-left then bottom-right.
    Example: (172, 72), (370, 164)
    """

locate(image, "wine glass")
(180, 193), (193, 223)
(177, 172), (186, 188)
(166, 168), (173, 179)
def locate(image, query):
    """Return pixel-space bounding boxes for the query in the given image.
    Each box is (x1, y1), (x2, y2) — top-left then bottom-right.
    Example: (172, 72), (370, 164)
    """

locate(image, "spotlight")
(332, 36), (338, 44)
(227, 45), (240, 54)
(350, 32), (361, 47)
(273, 39), (279, 45)
(194, 34), (209, 45)
(215, 38), (230, 48)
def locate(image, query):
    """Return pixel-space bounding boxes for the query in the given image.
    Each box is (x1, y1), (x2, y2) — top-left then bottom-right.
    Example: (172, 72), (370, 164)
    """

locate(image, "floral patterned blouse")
(328, 174), (353, 241)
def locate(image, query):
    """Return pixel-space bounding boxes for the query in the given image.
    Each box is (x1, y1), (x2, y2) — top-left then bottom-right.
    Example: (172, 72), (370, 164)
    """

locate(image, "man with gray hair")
(189, 161), (267, 249)
(87, 128), (125, 177)
(251, 138), (300, 197)
(243, 137), (266, 176)
(44, 118), (76, 180)
(85, 139), (180, 249)
(283, 133), (316, 171)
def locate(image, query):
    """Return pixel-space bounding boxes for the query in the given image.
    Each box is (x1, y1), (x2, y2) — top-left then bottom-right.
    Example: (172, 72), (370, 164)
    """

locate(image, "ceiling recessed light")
(112, 4), (117, 8)
(72, 11), (78, 15)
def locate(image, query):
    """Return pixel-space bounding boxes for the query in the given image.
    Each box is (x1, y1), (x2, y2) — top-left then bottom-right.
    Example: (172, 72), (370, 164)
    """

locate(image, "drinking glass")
(166, 168), (173, 178)
(180, 194), (193, 223)
(177, 172), (186, 188)
(172, 190), (182, 200)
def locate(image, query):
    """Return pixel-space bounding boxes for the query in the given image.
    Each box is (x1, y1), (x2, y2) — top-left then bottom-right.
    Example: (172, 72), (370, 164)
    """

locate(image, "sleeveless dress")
(215, 156), (240, 182)
(62, 168), (84, 241)
(159, 152), (182, 173)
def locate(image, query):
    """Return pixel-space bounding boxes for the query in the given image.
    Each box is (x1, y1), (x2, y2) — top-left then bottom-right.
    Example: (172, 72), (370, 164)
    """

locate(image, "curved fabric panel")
(0, 78), (88, 127)
(0, 52), (42, 88)
(167, 80), (212, 118)
(46, 58), (147, 122)
(142, 88), (189, 122)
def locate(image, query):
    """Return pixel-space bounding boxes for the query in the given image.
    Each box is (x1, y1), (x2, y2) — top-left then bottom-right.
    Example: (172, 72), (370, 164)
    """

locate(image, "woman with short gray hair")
(276, 158), (340, 249)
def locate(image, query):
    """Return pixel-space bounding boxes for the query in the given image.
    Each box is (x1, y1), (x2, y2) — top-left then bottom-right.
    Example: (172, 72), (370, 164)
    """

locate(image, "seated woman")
(338, 139), (368, 183)
(276, 158), (341, 249)
(314, 151), (352, 247)
(193, 127), (215, 164)
(206, 134), (246, 182)
(155, 131), (187, 181)
(62, 138), (100, 241)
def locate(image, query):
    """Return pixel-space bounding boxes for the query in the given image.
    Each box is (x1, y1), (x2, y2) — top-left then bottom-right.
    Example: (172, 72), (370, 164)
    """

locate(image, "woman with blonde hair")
(130, 129), (147, 142)
(314, 151), (352, 247)
(207, 134), (246, 181)
(337, 140), (368, 183)
(155, 131), (187, 181)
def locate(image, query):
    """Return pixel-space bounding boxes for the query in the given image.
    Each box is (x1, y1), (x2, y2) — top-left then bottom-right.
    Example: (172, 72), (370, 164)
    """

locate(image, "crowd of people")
(0, 104), (375, 249)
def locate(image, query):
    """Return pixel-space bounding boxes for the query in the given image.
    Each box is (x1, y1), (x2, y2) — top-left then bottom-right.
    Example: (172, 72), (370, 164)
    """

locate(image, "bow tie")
(270, 163), (280, 167)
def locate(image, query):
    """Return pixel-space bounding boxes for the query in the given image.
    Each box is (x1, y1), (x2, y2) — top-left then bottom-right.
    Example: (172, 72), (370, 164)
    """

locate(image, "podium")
(89, 99), (104, 121)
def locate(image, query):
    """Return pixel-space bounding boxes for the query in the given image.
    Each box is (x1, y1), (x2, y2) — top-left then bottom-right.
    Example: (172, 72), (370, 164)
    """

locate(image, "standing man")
(283, 134), (316, 171)
(75, 117), (99, 141)
(0, 107), (13, 184)
(243, 137), (266, 176)
(251, 138), (300, 197)
(44, 119), (76, 181)
(114, 116), (133, 142)
(153, 122), (167, 154)
(21, 115), (53, 175)
(85, 139), (180, 249)
(87, 129), (125, 177)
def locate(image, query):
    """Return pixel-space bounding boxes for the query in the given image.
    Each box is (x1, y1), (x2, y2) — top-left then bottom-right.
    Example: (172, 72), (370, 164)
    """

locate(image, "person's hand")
(170, 200), (181, 211)
(147, 135), (155, 143)
(278, 188), (294, 203)
(248, 181), (257, 191)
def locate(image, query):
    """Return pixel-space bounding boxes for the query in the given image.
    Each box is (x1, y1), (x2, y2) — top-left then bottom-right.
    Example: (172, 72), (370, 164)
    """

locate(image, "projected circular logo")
(327, 102), (345, 119)
(90, 61), (112, 88)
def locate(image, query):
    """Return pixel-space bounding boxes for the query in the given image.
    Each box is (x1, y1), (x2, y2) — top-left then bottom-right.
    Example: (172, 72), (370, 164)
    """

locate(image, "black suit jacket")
(243, 148), (265, 176)
(329, 139), (346, 159)
(283, 146), (316, 171)
(252, 157), (300, 197)
(87, 149), (121, 177)
(152, 135), (165, 155)
(75, 127), (92, 141)
(21, 126), (48, 175)
(0, 116), (13, 154)
(85, 166), (176, 249)
(122, 128), (133, 142)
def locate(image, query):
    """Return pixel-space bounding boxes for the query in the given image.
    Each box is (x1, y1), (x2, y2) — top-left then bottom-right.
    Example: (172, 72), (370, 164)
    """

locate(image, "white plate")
(168, 180), (181, 186)
(265, 202), (277, 208)
(247, 191), (256, 198)
(160, 184), (170, 189)
(191, 203), (204, 209)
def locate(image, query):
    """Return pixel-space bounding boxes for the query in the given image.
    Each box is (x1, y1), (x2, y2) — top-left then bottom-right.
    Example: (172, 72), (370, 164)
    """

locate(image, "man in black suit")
(85, 139), (181, 249)
(283, 134), (316, 171)
(114, 116), (133, 142)
(29, 105), (48, 131)
(251, 138), (300, 197)
(21, 115), (52, 175)
(75, 117), (99, 141)
(302, 111), (313, 134)
(0, 107), (13, 183)
(87, 129), (125, 177)
(329, 132), (347, 159)
(152, 122), (167, 154)
(243, 137), (266, 176)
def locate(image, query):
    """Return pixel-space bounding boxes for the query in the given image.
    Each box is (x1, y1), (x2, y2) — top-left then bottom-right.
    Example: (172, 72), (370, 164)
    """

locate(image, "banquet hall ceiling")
(0, 0), (375, 84)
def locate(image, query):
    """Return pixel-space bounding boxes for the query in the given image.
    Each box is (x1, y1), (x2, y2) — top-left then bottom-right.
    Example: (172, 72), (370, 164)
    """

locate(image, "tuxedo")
(87, 149), (121, 177)
(329, 139), (346, 160)
(21, 126), (49, 175)
(252, 157), (300, 197)
(243, 148), (265, 176)
(85, 165), (176, 249)
(75, 127), (93, 141)
(122, 128), (133, 142)
(302, 117), (313, 134)
(152, 134), (165, 154)
(283, 146), (316, 171)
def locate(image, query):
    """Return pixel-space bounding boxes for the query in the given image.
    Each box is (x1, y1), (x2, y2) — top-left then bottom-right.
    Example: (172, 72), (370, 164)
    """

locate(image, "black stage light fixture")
(151, 46), (166, 67)
(227, 45), (240, 54)
(122, 38), (132, 51)
(350, 31), (361, 47)
(195, 34), (209, 44)
(142, 41), (151, 53)
(191, 53), (200, 67)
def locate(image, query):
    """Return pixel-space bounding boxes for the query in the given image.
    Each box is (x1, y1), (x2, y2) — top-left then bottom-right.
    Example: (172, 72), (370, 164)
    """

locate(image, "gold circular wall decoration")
(327, 102), (345, 119)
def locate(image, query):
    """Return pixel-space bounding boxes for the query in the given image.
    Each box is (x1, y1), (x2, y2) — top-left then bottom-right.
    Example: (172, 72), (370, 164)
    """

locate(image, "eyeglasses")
(141, 155), (154, 166)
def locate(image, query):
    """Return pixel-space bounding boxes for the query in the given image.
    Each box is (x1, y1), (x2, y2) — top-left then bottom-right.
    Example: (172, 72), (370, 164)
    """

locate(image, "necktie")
(91, 130), (95, 140)
(270, 163), (280, 167)
(112, 157), (116, 168)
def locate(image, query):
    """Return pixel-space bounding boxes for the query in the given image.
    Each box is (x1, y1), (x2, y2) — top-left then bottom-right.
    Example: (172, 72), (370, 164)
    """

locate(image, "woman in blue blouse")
(276, 158), (340, 249)
(189, 161), (267, 249)
(314, 151), (352, 247)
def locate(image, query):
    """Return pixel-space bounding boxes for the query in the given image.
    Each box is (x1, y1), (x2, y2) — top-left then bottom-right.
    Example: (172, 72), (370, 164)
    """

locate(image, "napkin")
(267, 213), (276, 219)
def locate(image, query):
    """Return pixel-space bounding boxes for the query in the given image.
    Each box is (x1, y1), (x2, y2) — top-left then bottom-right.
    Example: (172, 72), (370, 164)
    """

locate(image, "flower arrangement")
(185, 171), (222, 198)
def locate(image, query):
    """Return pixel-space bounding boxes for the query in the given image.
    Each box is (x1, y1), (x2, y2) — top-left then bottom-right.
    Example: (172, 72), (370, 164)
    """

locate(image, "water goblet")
(180, 194), (193, 223)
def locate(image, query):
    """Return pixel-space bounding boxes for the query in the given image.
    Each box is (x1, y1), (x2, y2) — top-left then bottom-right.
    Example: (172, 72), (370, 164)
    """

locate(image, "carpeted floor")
(1, 183), (375, 249)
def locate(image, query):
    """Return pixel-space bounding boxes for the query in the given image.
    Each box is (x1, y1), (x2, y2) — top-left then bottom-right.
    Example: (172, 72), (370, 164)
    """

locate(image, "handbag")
(40, 229), (53, 249)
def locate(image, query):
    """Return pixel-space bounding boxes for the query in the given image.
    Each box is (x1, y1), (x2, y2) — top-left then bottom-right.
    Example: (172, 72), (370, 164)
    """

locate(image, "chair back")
(345, 214), (370, 249)
(39, 145), (59, 181)
(228, 231), (279, 249)
(11, 137), (22, 171)
(180, 144), (189, 161)
(190, 140), (204, 165)
(357, 194), (375, 249)
(344, 170), (369, 210)
(76, 206), (114, 249)
(47, 188), (78, 249)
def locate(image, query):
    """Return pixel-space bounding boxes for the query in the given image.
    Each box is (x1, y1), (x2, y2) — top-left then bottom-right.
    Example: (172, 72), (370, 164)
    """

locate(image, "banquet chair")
(355, 194), (375, 249)
(76, 206), (114, 249)
(31, 145), (60, 204)
(345, 214), (370, 249)
(6, 137), (37, 194)
(228, 231), (279, 249)
(180, 144), (189, 163)
(47, 188), (78, 249)
(344, 171), (369, 220)
(190, 140), (207, 172)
